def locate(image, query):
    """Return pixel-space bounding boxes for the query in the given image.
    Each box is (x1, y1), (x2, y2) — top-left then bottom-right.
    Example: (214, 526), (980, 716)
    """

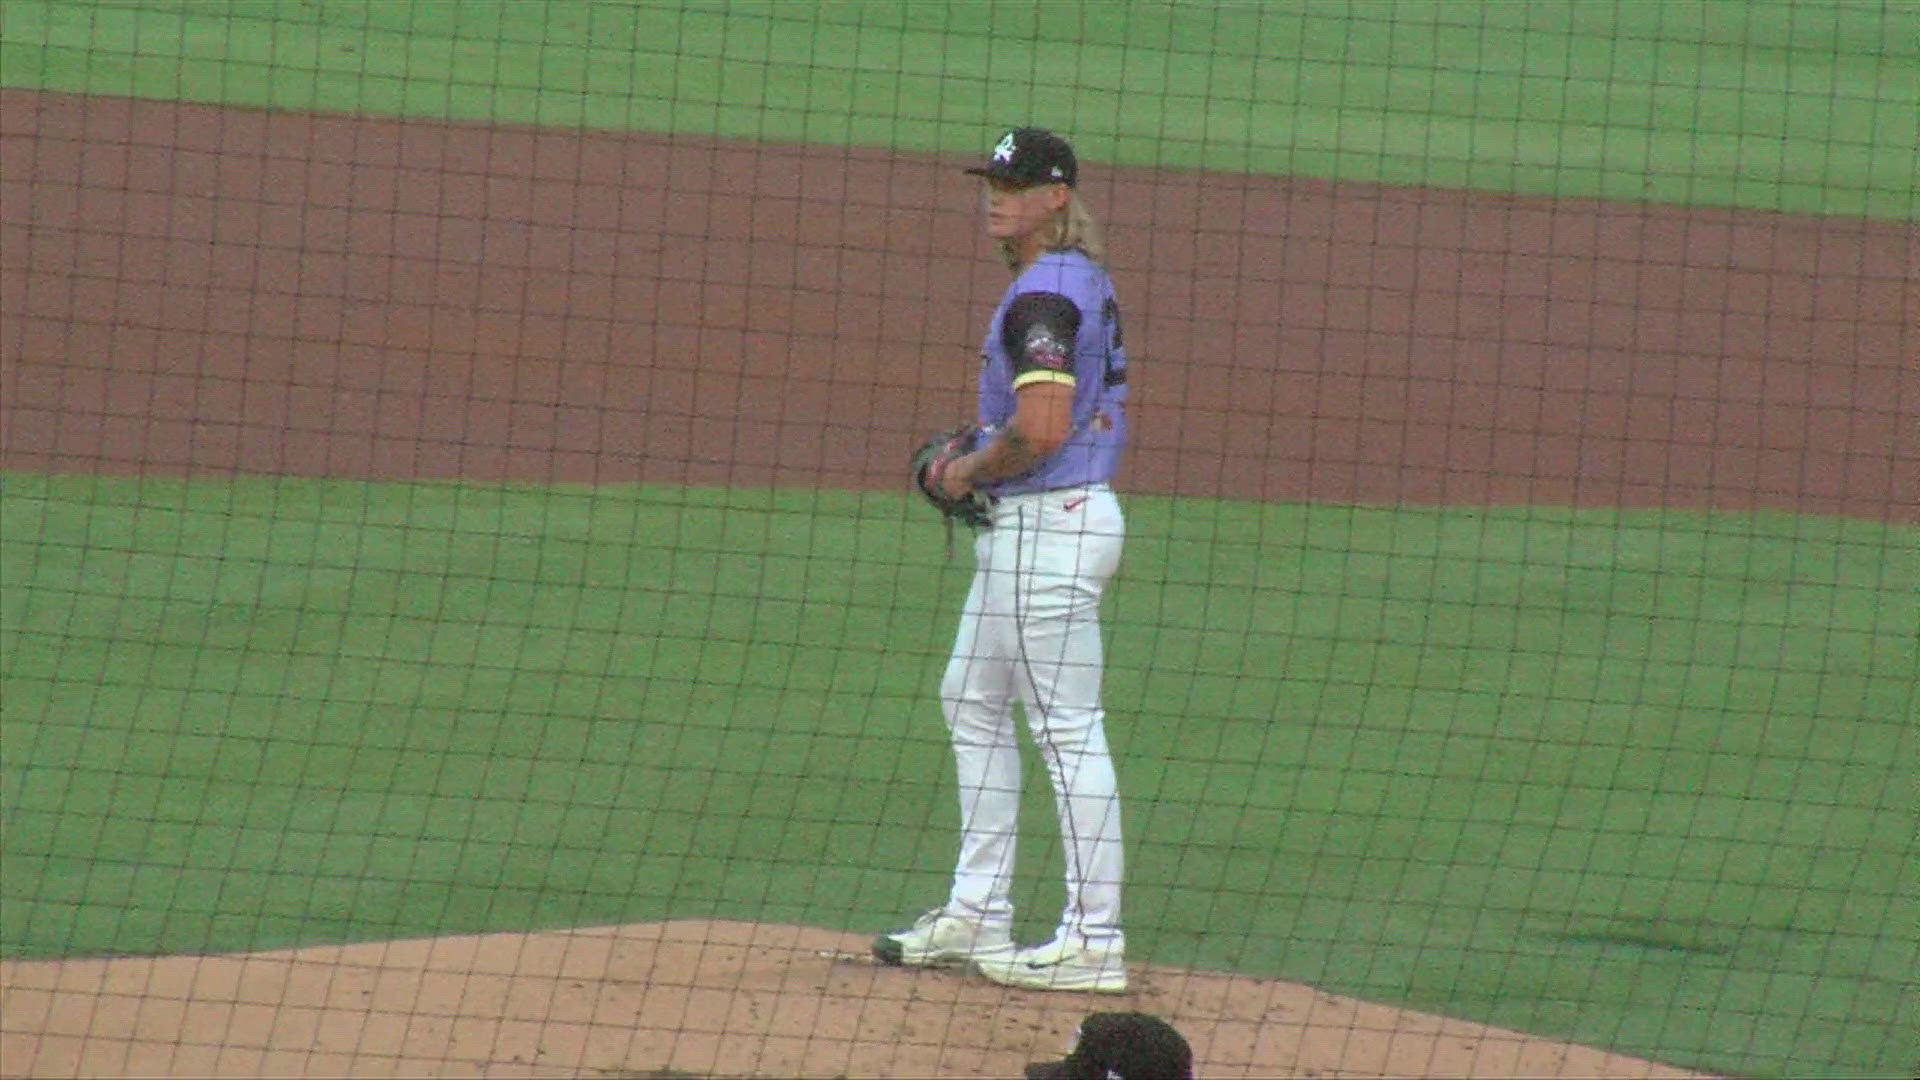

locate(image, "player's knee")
(944, 702), (1013, 748)
(1029, 706), (1109, 753)
(943, 671), (1019, 730)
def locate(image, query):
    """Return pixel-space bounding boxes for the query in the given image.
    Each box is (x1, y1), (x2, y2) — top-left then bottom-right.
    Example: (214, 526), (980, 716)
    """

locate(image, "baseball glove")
(911, 425), (992, 536)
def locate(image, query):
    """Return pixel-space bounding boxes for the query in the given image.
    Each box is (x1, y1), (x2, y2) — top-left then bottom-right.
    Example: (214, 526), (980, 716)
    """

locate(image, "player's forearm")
(957, 424), (1047, 486)
(949, 382), (1072, 492)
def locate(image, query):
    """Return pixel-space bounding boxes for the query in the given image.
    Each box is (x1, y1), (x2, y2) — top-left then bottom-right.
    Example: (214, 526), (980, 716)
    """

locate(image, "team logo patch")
(992, 132), (1016, 163)
(1023, 326), (1070, 370)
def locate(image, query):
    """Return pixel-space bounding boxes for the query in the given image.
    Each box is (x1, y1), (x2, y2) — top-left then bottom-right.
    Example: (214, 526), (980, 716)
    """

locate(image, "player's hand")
(911, 426), (992, 532)
(939, 455), (974, 500)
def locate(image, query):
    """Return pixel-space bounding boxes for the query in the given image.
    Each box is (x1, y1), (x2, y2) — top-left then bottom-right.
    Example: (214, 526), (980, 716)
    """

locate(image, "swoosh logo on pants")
(1062, 496), (1088, 511)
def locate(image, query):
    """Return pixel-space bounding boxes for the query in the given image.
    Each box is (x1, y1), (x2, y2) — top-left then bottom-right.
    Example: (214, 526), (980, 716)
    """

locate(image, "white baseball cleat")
(872, 907), (1015, 967)
(973, 933), (1128, 993)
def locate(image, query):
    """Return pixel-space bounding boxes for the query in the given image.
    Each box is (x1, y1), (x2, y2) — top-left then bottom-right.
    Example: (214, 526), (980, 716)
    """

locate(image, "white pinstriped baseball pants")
(939, 484), (1125, 948)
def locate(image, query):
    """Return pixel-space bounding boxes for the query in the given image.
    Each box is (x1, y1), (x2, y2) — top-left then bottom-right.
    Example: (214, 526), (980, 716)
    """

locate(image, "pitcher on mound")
(877, 127), (1132, 994)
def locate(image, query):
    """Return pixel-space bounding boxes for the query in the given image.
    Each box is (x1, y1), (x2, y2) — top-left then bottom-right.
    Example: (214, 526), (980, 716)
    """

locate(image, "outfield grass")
(2, 0), (1914, 218)
(3, 2), (1916, 1076)
(3, 474), (1915, 1075)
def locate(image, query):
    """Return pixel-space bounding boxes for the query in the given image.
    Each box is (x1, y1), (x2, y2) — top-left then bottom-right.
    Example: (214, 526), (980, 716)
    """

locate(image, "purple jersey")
(977, 250), (1129, 496)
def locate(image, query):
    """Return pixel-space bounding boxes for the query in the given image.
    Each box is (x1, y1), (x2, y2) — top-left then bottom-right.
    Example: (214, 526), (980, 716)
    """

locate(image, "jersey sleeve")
(1000, 291), (1083, 389)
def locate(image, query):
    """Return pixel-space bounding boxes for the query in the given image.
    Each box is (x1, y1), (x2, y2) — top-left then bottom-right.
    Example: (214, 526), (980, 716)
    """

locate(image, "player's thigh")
(1018, 496), (1123, 615)
(942, 567), (1020, 707)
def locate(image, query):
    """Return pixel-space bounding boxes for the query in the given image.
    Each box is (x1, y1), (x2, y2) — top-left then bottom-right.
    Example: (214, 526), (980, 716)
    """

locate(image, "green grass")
(2, 0), (1914, 218)
(1, 3), (1916, 1074)
(3, 473), (1915, 1076)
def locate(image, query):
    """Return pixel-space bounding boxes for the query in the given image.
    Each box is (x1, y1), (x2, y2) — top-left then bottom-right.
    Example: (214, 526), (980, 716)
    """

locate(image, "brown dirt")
(2, 91), (1913, 516)
(1, 921), (1711, 1079)
(2, 87), (1909, 1077)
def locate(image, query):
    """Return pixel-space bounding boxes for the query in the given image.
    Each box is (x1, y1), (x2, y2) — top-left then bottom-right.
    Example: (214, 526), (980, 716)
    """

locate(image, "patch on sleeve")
(1002, 291), (1082, 387)
(1022, 323), (1070, 370)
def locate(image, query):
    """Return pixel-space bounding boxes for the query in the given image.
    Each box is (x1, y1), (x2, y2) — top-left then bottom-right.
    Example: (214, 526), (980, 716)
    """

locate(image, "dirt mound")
(2, 919), (1711, 1077)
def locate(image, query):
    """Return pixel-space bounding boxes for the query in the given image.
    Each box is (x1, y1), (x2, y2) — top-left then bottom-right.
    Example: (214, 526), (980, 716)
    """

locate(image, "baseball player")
(879, 127), (1131, 993)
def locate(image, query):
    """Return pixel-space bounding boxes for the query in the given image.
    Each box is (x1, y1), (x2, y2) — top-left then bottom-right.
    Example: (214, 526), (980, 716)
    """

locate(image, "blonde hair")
(1001, 190), (1107, 271)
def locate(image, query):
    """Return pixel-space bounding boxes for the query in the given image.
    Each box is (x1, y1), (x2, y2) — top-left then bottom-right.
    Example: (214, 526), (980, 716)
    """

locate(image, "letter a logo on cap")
(992, 132), (1016, 163)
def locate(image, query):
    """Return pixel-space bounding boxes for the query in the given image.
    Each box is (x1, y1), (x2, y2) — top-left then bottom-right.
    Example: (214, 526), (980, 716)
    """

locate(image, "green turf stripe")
(2, 0), (1913, 218)
(3, 473), (1915, 1075)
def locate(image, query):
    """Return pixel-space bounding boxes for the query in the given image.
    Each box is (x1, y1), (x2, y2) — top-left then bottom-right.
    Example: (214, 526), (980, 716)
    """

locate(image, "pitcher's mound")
(2, 920), (1711, 1077)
